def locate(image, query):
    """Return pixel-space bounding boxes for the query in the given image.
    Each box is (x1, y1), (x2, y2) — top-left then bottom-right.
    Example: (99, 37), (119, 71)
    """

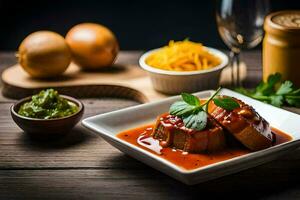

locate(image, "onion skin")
(18, 31), (71, 78)
(65, 23), (119, 69)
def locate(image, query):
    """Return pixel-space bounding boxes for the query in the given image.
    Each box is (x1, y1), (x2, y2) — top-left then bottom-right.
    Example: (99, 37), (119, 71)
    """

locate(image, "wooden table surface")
(1, 51), (300, 200)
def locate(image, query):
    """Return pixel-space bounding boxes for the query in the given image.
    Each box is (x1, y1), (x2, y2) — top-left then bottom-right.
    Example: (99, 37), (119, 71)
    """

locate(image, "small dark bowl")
(11, 95), (84, 139)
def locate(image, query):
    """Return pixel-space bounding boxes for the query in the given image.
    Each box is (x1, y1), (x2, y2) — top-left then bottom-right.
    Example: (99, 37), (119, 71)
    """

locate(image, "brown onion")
(18, 31), (71, 78)
(65, 23), (119, 69)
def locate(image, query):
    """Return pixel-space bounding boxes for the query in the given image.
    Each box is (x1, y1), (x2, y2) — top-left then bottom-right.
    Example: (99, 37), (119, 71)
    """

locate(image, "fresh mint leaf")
(171, 87), (253, 131)
(181, 93), (200, 106)
(169, 101), (196, 116)
(182, 111), (207, 131)
(213, 97), (240, 111)
(276, 81), (293, 95)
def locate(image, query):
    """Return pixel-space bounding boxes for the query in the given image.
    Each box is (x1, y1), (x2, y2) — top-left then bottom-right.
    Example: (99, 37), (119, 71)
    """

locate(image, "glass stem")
(229, 51), (234, 87)
(235, 51), (240, 87)
(230, 51), (241, 87)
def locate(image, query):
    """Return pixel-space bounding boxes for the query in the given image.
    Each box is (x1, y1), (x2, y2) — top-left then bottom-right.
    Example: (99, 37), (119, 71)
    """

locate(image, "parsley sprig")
(169, 87), (240, 131)
(235, 73), (300, 108)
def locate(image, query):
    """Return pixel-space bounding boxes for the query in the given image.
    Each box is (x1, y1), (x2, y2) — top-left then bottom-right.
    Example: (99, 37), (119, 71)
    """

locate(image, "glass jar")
(263, 11), (300, 87)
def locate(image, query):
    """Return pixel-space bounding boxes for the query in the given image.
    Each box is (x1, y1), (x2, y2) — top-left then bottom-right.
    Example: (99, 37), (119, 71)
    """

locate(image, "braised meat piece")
(151, 113), (226, 153)
(209, 96), (274, 151)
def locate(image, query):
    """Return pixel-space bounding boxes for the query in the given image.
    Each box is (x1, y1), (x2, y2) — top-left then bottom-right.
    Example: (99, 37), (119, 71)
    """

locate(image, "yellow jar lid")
(264, 10), (300, 35)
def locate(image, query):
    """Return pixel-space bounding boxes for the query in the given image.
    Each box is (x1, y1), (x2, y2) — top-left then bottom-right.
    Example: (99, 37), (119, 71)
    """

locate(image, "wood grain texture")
(1, 161), (300, 200)
(1, 51), (300, 200)
(0, 99), (139, 169)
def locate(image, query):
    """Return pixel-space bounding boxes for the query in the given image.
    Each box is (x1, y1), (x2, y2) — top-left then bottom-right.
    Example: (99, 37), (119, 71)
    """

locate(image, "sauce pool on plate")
(117, 125), (292, 170)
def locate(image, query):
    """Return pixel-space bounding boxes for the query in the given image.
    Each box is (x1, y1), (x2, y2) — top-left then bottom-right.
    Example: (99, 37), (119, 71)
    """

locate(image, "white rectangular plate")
(82, 89), (300, 185)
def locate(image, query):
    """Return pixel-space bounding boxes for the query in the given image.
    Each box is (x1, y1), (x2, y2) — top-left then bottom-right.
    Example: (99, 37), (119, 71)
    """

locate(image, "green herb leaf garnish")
(169, 87), (239, 131)
(276, 81), (293, 95)
(213, 97), (240, 111)
(235, 73), (300, 108)
(169, 101), (196, 116)
(181, 92), (200, 106)
(182, 111), (207, 131)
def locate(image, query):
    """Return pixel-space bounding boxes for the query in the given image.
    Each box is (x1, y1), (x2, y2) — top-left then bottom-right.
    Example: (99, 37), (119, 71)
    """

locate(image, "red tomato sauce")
(117, 125), (292, 170)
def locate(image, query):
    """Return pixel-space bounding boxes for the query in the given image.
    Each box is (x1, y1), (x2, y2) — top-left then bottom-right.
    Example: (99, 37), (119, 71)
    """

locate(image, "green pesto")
(18, 89), (78, 119)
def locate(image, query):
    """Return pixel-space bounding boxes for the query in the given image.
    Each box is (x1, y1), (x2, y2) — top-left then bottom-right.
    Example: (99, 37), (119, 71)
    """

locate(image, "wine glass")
(215, 0), (270, 87)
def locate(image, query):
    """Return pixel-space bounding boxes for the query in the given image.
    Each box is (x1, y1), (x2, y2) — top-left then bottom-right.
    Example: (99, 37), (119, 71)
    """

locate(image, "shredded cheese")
(145, 40), (221, 71)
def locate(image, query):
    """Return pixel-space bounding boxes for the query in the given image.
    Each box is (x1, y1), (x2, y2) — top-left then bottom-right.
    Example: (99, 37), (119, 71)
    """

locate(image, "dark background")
(0, 0), (299, 51)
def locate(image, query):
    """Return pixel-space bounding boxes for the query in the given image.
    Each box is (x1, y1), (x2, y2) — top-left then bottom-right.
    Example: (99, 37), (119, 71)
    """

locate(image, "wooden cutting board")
(1, 62), (247, 103)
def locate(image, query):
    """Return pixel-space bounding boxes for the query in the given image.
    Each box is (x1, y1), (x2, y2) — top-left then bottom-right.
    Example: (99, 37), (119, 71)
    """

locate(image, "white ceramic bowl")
(139, 47), (229, 94)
